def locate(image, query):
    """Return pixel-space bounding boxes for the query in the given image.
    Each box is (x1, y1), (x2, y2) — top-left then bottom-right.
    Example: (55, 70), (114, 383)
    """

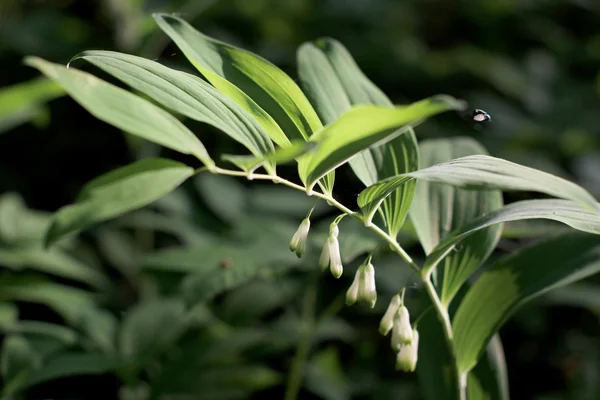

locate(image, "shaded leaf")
(0, 77), (64, 134)
(467, 335), (510, 400)
(8, 321), (78, 345)
(406, 138), (503, 303)
(453, 232), (600, 374)
(0, 335), (40, 396)
(27, 352), (122, 387)
(423, 199), (600, 278)
(0, 302), (18, 329)
(45, 158), (193, 245)
(0, 193), (52, 245)
(24, 57), (213, 166)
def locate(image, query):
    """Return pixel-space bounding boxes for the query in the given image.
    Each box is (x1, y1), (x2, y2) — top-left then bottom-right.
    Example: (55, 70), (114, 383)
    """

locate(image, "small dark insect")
(472, 109), (492, 122)
(219, 258), (232, 270)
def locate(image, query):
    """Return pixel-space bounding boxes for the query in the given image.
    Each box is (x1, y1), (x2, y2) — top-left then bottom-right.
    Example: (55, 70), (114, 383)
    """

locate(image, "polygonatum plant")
(21, 13), (600, 400)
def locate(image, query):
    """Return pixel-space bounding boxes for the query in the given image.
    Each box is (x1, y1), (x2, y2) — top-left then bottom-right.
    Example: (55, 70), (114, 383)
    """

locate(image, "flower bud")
(379, 294), (401, 336)
(290, 217), (310, 258)
(319, 222), (343, 278)
(391, 305), (413, 351)
(346, 268), (360, 306)
(395, 328), (419, 372)
(358, 261), (377, 308)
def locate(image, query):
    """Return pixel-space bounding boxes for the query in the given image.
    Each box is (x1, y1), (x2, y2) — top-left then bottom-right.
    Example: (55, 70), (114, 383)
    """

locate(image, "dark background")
(1, 0), (600, 399)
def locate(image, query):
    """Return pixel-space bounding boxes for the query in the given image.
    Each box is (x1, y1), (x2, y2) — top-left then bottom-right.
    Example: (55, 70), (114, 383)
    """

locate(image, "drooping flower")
(391, 305), (413, 351)
(346, 268), (360, 306)
(358, 260), (377, 308)
(319, 223), (343, 278)
(396, 328), (419, 372)
(379, 294), (401, 336)
(290, 217), (311, 258)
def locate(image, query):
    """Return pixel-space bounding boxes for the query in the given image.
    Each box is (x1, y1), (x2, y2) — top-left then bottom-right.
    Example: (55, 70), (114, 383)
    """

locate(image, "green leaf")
(0, 247), (107, 289)
(195, 173), (247, 224)
(423, 199), (600, 279)
(221, 140), (317, 173)
(453, 232), (600, 374)
(0, 302), (18, 330)
(405, 138), (503, 303)
(363, 154), (597, 219)
(0, 77), (64, 134)
(0, 193), (53, 245)
(26, 352), (122, 387)
(153, 13), (322, 143)
(300, 96), (465, 192)
(45, 158), (194, 246)
(0, 335), (41, 396)
(297, 38), (419, 237)
(118, 298), (187, 368)
(8, 321), (78, 345)
(24, 57), (213, 167)
(74, 50), (276, 173)
(467, 334), (509, 400)
(80, 308), (118, 354)
(0, 278), (96, 325)
(416, 308), (460, 400)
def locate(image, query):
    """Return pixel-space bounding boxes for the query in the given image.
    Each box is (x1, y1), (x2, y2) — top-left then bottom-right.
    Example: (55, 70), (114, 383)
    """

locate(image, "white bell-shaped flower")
(396, 328), (419, 372)
(391, 305), (413, 351)
(358, 261), (377, 308)
(319, 223), (343, 278)
(290, 217), (310, 258)
(379, 294), (401, 336)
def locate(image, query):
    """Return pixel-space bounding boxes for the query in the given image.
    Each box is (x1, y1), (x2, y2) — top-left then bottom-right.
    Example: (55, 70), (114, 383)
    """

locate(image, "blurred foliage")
(1, 0), (600, 399)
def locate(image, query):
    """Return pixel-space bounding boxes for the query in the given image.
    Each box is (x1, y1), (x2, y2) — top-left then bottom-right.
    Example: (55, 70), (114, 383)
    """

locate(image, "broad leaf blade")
(454, 232), (600, 374)
(301, 96), (465, 191)
(75, 50), (277, 173)
(423, 199), (600, 278)
(467, 335), (510, 400)
(153, 13), (321, 142)
(26, 353), (122, 387)
(24, 57), (213, 167)
(45, 158), (193, 245)
(406, 138), (503, 304)
(298, 38), (419, 237)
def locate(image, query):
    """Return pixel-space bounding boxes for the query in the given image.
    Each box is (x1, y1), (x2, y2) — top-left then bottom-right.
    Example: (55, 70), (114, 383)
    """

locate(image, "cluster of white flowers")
(290, 213), (417, 372)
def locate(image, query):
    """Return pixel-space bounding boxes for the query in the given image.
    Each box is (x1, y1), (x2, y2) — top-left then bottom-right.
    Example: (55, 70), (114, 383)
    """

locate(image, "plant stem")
(284, 274), (318, 400)
(208, 167), (465, 399)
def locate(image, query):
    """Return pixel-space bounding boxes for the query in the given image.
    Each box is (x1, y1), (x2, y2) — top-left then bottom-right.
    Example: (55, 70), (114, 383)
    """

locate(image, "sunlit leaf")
(298, 38), (419, 237)
(74, 50), (277, 173)
(300, 96), (465, 192)
(153, 13), (322, 143)
(453, 232), (600, 374)
(24, 57), (213, 166)
(45, 158), (194, 246)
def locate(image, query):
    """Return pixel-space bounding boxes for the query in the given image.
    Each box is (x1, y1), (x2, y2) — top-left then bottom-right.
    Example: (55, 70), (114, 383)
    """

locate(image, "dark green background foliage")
(1, 0), (600, 399)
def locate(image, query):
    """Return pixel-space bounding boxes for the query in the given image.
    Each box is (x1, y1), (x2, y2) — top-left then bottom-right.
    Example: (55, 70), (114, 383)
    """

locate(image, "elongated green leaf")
(0, 193), (53, 245)
(74, 51), (277, 173)
(467, 335), (509, 400)
(0, 302), (18, 329)
(26, 353), (122, 387)
(153, 13), (322, 143)
(24, 57), (213, 167)
(300, 96), (465, 192)
(405, 138), (503, 303)
(297, 38), (419, 237)
(221, 141), (316, 173)
(45, 158), (193, 245)
(362, 155), (597, 219)
(0, 247), (107, 289)
(0, 77), (64, 133)
(423, 199), (600, 278)
(454, 232), (600, 374)
(8, 321), (78, 345)
(0, 335), (40, 396)
(0, 279), (95, 325)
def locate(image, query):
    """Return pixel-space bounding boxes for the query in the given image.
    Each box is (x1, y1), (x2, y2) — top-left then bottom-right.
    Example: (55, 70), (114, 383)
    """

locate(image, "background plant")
(1, 1), (600, 398)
